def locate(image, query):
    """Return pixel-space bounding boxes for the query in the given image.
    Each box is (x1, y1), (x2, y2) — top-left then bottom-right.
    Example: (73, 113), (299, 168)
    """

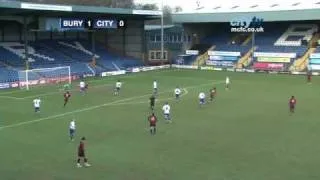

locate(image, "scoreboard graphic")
(39, 17), (126, 31)
(60, 18), (126, 29)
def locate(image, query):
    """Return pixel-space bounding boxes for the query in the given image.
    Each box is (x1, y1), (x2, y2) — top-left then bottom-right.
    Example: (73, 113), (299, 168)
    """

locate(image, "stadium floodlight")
(18, 66), (71, 90)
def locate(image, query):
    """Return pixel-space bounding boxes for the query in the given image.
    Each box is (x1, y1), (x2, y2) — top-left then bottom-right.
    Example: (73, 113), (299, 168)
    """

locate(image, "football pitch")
(1, 69), (320, 180)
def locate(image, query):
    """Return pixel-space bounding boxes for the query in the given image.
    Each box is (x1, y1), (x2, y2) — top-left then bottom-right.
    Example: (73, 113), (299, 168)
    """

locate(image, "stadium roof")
(0, 1), (162, 18)
(172, 1), (320, 23)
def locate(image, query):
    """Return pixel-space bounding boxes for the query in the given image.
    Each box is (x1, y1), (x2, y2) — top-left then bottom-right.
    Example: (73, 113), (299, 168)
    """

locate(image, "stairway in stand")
(289, 47), (316, 71)
(192, 46), (215, 66)
(236, 46), (256, 68)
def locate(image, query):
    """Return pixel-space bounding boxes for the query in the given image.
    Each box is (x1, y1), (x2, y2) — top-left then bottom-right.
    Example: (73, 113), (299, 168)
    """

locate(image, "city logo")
(230, 16), (264, 33)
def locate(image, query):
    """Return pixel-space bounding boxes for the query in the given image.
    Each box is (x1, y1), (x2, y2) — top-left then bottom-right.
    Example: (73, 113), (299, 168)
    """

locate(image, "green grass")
(1, 69), (320, 180)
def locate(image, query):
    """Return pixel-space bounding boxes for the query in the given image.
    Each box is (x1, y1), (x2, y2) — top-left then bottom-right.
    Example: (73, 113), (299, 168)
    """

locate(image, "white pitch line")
(0, 73), (141, 98)
(0, 96), (22, 100)
(112, 88), (189, 106)
(0, 82), (116, 100)
(0, 81), (223, 130)
(0, 71), (213, 100)
(19, 83), (115, 100)
(0, 92), (155, 130)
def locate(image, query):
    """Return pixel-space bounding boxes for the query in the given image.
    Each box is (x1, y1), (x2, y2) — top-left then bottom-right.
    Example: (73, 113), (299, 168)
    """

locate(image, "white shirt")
(162, 104), (171, 114)
(226, 77), (230, 84)
(153, 81), (157, 89)
(69, 120), (76, 130)
(33, 98), (41, 108)
(116, 82), (122, 88)
(174, 88), (181, 95)
(199, 92), (205, 99)
(80, 81), (85, 88)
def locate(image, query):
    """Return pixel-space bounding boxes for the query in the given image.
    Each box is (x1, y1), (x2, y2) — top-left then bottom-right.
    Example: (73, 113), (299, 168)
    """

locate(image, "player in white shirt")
(33, 98), (41, 113)
(153, 80), (158, 95)
(162, 102), (171, 122)
(199, 92), (206, 107)
(225, 76), (230, 90)
(80, 81), (86, 94)
(69, 119), (76, 141)
(174, 87), (181, 100)
(114, 80), (122, 95)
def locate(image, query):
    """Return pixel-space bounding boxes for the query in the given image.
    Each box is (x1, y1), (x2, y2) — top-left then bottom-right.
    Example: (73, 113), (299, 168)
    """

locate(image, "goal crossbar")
(18, 66), (71, 90)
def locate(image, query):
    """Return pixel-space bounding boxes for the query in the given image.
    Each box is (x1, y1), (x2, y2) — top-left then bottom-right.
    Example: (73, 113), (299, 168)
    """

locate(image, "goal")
(18, 66), (71, 90)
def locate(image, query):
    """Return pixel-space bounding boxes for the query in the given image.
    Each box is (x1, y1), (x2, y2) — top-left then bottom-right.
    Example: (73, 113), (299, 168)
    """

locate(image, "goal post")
(18, 66), (71, 90)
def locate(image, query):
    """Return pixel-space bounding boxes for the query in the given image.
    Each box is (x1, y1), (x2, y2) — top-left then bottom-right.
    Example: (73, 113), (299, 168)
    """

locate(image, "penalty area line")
(0, 87), (177, 131)
(111, 88), (189, 106)
(0, 81), (223, 131)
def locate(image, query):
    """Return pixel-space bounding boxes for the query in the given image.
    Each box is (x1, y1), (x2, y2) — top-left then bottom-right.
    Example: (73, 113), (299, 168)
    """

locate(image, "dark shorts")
(69, 129), (75, 136)
(64, 98), (69, 102)
(175, 94), (179, 98)
(150, 103), (155, 107)
(290, 105), (295, 109)
(116, 87), (120, 91)
(78, 151), (85, 157)
(150, 124), (156, 127)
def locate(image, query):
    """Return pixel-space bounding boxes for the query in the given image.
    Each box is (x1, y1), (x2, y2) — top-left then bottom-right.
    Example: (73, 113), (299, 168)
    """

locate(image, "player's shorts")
(35, 107), (40, 112)
(116, 87), (120, 91)
(164, 113), (170, 120)
(78, 151), (85, 157)
(150, 103), (155, 107)
(175, 94), (180, 98)
(290, 105), (295, 109)
(64, 98), (69, 102)
(69, 129), (75, 136)
(200, 99), (205, 104)
(80, 87), (85, 92)
(150, 123), (156, 127)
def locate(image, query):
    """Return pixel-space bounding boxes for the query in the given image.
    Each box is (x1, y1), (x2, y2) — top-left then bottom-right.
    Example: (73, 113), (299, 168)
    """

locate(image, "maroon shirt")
(289, 98), (296, 106)
(149, 115), (157, 126)
(78, 141), (84, 153)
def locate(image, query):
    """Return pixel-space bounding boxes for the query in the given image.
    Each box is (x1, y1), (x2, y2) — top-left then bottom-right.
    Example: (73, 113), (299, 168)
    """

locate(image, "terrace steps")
(242, 34), (252, 46)
(290, 47), (316, 71)
(192, 46), (215, 66)
(236, 46), (257, 68)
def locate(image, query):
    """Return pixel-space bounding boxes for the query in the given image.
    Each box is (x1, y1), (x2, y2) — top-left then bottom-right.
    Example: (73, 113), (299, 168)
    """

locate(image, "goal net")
(18, 66), (71, 90)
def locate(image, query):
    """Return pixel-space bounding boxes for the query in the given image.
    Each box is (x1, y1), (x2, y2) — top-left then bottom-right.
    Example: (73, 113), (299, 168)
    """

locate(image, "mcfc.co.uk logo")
(230, 16), (264, 33)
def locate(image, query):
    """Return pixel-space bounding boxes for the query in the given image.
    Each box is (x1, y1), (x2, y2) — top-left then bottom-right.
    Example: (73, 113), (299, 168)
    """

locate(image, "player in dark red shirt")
(289, 96), (297, 114)
(307, 71), (312, 83)
(63, 91), (71, 107)
(148, 113), (157, 135)
(77, 137), (91, 168)
(209, 87), (217, 102)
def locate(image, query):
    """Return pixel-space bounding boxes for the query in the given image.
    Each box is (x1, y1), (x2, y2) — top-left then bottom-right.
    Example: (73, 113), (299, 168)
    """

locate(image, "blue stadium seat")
(0, 40), (144, 82)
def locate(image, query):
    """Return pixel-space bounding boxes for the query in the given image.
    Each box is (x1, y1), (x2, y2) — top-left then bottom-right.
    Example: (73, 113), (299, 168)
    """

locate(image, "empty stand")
(0, 40), (144, 83)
